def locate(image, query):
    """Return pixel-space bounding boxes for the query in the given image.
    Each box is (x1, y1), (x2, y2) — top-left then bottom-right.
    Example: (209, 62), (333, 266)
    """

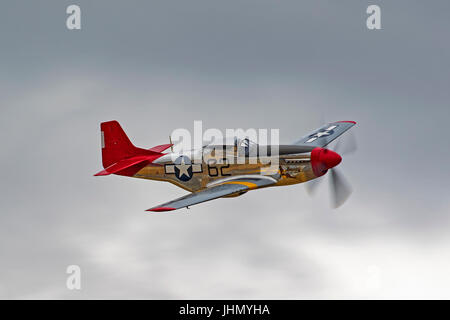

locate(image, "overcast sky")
(0, 0), (449, 299)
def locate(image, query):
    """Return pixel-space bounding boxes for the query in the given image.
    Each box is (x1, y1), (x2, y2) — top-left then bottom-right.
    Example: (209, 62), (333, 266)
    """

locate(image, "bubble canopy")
(202, 137), (259, 157)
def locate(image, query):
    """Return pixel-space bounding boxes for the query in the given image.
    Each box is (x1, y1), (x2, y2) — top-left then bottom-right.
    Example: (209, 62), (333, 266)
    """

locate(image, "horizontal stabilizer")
(148, 144), (173, 153)
(94, 154), (162, 176)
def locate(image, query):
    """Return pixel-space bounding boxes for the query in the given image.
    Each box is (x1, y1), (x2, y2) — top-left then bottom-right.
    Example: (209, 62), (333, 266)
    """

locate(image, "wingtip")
(93, 170), (110, 176)
(146, 207), (176, 212)
(336, 120), (356, 124)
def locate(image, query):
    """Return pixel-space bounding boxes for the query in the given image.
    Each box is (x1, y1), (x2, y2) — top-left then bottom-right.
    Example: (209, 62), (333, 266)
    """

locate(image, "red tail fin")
(100, 120), (157, 169)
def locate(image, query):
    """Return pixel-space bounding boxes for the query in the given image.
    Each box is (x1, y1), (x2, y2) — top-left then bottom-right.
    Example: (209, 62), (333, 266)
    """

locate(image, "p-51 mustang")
(94, 120), (356, 211)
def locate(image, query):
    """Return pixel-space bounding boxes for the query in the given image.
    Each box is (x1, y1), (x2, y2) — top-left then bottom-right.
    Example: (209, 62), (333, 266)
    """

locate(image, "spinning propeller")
(305, 132), (357, 208)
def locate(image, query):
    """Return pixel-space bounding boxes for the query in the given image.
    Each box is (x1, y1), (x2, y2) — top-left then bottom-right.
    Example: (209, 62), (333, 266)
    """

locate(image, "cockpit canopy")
(203, 137), (259, 158)
(236, 138), (258, 157)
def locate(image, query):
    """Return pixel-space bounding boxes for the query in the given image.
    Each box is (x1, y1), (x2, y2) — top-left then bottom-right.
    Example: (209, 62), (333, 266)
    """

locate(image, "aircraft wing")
(294, 121), (356, 148)
(147, 175), (277, 212)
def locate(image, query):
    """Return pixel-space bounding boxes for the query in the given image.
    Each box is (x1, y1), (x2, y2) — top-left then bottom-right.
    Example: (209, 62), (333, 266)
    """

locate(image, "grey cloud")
(0, 0), (450, 299)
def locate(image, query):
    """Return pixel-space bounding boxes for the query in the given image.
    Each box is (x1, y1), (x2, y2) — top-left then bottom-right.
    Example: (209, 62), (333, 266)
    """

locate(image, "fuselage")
(130, 149), (318, 193)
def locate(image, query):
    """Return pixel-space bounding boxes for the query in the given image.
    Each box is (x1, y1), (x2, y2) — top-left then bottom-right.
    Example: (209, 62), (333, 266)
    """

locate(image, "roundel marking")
(174, 156), (193, 181)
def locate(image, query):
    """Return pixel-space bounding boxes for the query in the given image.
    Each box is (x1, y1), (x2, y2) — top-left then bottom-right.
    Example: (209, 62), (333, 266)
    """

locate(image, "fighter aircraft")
(94, 120), (356, 211)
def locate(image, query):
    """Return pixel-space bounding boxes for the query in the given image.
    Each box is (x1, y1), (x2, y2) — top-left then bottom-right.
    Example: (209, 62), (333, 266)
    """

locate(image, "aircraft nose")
(322, 149), (341, 169)
(310, 147), (342, 177)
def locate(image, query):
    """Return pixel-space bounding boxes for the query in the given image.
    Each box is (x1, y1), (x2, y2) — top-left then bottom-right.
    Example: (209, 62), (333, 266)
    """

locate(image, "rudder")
(100, 121), (139, 168)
